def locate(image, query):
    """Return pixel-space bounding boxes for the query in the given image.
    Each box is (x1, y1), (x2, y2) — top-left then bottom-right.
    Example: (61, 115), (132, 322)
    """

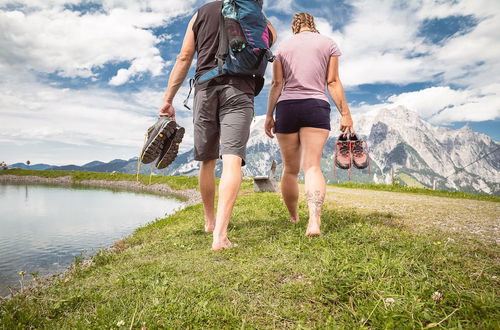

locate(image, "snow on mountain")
(155, 106), (500, 195)
(346, 106), (499, 193)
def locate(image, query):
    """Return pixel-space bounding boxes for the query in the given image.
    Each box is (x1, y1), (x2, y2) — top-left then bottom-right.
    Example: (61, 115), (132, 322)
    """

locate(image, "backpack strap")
(183, 78), (196, 110)
(215, 13), (228, 74)
(194, 12), (229, 90)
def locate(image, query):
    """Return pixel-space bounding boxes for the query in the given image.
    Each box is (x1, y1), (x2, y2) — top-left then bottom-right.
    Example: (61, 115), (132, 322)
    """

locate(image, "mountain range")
(7, 106), (499, 195)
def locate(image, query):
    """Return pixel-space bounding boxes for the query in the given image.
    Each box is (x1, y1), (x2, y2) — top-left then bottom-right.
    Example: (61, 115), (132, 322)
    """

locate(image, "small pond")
(0, 183), (184, 296)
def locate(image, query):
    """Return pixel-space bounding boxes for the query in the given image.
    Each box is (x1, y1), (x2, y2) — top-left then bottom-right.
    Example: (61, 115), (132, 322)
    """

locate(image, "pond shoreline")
(0, 174), (201, 206)
(0, 174), (202, 300)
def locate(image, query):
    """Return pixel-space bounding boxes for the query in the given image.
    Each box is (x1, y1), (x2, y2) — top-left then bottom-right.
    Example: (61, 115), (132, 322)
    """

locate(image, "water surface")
(0, 183), (184, 296)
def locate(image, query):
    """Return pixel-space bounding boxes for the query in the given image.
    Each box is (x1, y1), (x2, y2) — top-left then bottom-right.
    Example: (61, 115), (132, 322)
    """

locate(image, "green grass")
(333, 182), (500, 202)
(0, 169), (199, 190)
(396, 173), (425, 189)
(1, 192), (498, 328)
(3, 169), (498, 202)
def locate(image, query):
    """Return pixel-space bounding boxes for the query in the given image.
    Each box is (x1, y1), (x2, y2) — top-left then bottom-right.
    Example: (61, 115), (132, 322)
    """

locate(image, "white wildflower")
(431, 291), (443, 302)
(384, 297), (395, 307)
(116, 320), (125, 327)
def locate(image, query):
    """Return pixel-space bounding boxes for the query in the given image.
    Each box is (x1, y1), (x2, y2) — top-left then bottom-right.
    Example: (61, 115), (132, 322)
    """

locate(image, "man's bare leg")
(199, 159), (216, 232)
(299, 127), (329, 236)
(276, 133), (301, 223)
(212, 154), (242, 251)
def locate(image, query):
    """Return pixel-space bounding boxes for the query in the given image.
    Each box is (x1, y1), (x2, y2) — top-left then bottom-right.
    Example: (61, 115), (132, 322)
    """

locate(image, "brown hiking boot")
(334, 134), (352, 169)
(350, 134), (369, 169)
(140, 117), (177, 164)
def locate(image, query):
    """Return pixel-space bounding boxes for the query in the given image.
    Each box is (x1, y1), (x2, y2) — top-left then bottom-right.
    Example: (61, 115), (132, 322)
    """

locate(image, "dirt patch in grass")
(326, 186), (500, 245)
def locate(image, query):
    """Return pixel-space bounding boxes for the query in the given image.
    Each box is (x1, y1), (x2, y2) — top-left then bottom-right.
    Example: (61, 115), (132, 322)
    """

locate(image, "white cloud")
(429, 84), (500, 124)
(310, 1), (433, 86)
(1, 0), (499, 165)
(268, 0), (500, 122)
(387, 87), (472, 119)
(264, 0), (293, 14)
(350, 84), (500, 124)
(0, 76), (195, 162)
(273, 0), (499, 91)
(0, 0), (201, 164)
(0, 0), (198, 84)
(109, 56), (164, 86)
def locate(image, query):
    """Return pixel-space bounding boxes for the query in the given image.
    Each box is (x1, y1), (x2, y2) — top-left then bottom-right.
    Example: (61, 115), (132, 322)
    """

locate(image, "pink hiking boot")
(334, 134), (352, 169)
(350, 134), (369, 169)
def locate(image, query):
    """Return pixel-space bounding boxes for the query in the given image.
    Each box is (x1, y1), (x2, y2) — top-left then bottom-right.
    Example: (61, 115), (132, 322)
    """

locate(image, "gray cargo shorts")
(193, 76), (255, 166)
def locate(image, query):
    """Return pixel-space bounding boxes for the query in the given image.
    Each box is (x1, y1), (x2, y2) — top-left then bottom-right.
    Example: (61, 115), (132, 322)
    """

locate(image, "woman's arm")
(265, 59), (284, 138)
(326, 56), (355, 135)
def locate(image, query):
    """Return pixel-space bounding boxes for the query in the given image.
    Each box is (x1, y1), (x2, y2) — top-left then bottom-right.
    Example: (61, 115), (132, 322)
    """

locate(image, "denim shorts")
(275, 98), (331, 133)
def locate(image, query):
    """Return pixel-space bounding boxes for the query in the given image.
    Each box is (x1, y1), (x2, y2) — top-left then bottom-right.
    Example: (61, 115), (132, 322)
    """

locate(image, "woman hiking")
(265, 12), (355, 236)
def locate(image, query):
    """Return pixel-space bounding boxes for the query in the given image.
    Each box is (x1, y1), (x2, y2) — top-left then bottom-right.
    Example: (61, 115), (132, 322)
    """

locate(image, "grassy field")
(2, 168), (498, 202)
(395, 173), (425, 189)
(0, 169), (200, 190)
(1, 190), (498, 328)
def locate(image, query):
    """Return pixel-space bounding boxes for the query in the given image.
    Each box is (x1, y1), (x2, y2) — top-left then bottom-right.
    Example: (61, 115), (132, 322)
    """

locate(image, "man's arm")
(326, 56), (354, 135)
(159, 14), (197, 118)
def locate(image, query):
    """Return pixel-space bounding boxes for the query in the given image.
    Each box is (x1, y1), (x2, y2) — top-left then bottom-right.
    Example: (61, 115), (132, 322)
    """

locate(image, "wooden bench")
(253, 160), (277, 192)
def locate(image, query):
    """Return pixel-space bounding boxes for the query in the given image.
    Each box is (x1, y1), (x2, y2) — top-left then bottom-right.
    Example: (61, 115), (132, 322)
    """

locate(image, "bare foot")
(204, 218), (215, 233)
(211, 238), (237, 251)
(289, 216), (300, 224)
(306, 221), (321, 237)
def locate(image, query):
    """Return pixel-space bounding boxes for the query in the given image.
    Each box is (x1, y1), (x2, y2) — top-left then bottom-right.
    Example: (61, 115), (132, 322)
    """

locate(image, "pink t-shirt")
(275, 31), (342, 103)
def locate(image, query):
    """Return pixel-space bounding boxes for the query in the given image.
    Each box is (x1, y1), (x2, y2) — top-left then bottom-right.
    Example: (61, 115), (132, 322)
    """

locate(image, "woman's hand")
(340, 114), (354, 136)
(265, 115), (276, 138)
(159, 101), (176, 121)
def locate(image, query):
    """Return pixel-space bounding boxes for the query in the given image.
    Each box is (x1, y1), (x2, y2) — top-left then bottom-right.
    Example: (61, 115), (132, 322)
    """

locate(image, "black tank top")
(193, 1), (221, 80)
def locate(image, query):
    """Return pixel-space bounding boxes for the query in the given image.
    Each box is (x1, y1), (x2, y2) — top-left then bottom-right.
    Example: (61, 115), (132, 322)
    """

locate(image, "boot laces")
(338, 141), (350, 156)
(352, 141), (364, 158)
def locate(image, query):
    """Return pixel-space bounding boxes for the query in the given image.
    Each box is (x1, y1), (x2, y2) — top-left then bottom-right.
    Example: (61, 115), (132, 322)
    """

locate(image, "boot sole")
(141, 121), (177, 164)
(156, 127), (185, 169)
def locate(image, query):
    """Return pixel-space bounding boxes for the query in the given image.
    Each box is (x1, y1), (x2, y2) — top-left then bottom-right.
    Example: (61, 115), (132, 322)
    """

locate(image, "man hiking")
(158, 0), (277, 251)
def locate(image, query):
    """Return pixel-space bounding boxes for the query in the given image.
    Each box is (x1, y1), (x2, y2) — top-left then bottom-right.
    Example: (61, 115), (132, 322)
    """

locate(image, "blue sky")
(0, 0), (499, 165)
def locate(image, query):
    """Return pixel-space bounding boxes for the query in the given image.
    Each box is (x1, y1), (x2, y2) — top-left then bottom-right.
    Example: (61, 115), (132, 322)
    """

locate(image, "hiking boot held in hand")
(140, 117), (177, 164)
(156, 125), (185, 170)
(350, 134), (369, 169)
(334, 134), (352, 169)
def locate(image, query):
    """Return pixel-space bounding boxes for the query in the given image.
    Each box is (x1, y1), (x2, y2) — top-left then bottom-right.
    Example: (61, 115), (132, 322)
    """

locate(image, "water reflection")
(0, 184), (184, 296)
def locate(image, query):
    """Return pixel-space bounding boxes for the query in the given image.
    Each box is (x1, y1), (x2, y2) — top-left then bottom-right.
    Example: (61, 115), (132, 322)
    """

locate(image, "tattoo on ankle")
(305, 190), (325, 218)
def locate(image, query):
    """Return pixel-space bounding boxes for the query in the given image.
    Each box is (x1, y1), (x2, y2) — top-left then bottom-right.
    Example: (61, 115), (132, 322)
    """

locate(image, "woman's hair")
(292, 13), (320, 34)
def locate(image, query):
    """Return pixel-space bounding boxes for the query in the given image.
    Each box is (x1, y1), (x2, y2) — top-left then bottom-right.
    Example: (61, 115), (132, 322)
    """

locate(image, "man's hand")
(159, 101), (176, 121)
(265, 115), (275, 138)
(340, 114), (354, 136)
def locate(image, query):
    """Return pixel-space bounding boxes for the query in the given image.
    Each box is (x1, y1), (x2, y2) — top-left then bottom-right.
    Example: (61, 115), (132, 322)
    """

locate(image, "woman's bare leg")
(299, 127), (329, 236)
(276, 133), (301, 223)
